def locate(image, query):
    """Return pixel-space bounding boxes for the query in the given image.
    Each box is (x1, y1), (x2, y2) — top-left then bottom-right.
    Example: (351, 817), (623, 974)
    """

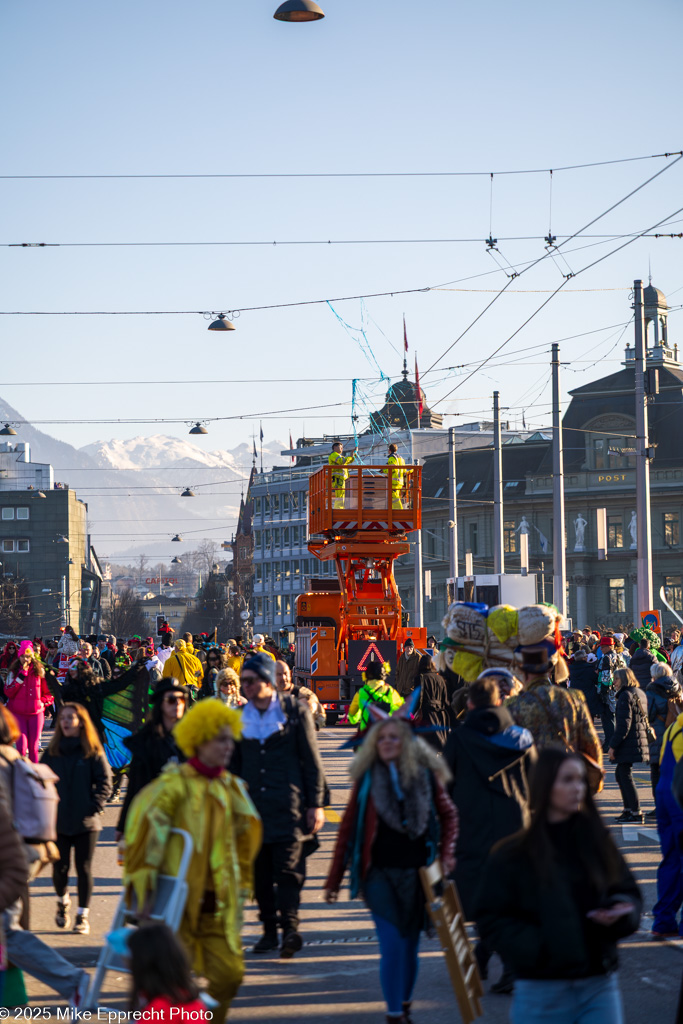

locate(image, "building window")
(607, 515), (623, 549)
(254, 498), (261, 516)
(273, 561), (281, 581)
(282, 527), (290, 546)
(272, 495), (280, 514)
(664, 513), (680, 547)
(283, 494), (289, 512)
(608, 578), (626, 615)
(504, 521), (517, 554)
(273, 528), (281, 547)
(264, 530), (271, 548)
(285, 596), (291, 616)
(468, 522), (478, 555)
(293, 561), (300, 575)
(264, 496), (270, 514)
(2, 540), (13, 552)
(16, 507), (28, 521)
(665, 576), (683, 612)
(254, 530), (262, 548)
(593, 439), (606, 469)
(16, 540), (29, 553)
(291, 492), (299, 511)
(283, 561), (290, 577)
(255, 564), (263, 583)
(239, 546), (247, 560)
(274, 595), (282, 615)
(292, 525), (300, 545)
(1, 509), (13, 521)
(255, 597), (263, 616)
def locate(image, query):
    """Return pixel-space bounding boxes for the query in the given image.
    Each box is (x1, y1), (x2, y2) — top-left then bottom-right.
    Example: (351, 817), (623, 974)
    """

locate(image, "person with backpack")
(595, 636), (626, 753)
(4, 641), (54, 763)
(348, 661), (404, 733)
(41, 702), (112, 936)
(232, 653), (327, 958)
(646, 663), (683, 813)
(0, 706), (91, 1008)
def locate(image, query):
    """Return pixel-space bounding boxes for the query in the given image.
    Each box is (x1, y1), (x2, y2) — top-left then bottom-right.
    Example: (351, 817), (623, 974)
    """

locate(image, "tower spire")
(402, 314), (408, 378)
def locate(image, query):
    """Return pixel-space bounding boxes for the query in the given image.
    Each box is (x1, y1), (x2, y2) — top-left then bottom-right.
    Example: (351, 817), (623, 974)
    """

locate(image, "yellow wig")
(174, 698), (243, 757)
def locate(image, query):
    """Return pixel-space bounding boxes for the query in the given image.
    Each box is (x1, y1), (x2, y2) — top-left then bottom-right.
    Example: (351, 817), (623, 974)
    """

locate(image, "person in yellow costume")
(252, 634), (276, 661)
(124, 699), (262, 1021)
(226, 643), (244, 674)
(381, 442), (406, 509)
(162, 639), (204, 699)
(329, 440), (356, 509)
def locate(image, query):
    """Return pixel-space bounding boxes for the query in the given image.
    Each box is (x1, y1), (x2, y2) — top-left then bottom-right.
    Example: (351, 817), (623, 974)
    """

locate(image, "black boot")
(402, 1002), (413, 1022)
(253, 929), (279, 953)
(490, 969), (515, 995)
(280, 929), (303, 958)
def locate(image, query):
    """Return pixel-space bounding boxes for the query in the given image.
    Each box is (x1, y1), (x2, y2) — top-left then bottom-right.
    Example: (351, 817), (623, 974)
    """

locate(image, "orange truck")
(294, 462), (426, 724)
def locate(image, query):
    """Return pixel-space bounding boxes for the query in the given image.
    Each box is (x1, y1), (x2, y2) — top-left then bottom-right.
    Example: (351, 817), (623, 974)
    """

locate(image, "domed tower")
(368, 366), (443, 432)
(644, 280), (669, 348)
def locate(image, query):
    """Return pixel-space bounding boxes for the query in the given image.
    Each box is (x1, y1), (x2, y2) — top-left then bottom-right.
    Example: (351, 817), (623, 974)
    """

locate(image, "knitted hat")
(242, 652), (276, 686)
(17, 641), (34, 659)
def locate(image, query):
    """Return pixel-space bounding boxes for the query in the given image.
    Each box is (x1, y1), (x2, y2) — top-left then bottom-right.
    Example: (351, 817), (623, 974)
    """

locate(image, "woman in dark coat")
(41, 702), (112, 935)
(414, 654), (452, 751)
(115, 680), (188, 838)
(476, 747), (640, 1023)
(608, 667), (650, 823)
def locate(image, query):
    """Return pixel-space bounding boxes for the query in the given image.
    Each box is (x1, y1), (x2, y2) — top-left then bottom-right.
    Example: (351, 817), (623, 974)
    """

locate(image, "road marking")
(622, 825), (660, 841)
(325, 807), (342, 822)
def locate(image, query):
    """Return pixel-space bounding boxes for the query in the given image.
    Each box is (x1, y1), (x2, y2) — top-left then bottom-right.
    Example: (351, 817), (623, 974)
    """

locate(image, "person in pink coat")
(5, 641), (54, 762)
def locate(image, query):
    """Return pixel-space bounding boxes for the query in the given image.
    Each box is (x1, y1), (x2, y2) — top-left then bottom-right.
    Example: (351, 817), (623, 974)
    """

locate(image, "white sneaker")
(69, 971), (90, 1010)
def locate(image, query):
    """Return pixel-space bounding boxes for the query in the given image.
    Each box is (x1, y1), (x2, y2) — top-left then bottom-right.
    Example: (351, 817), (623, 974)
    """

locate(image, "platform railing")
(308, 464), (422, 535)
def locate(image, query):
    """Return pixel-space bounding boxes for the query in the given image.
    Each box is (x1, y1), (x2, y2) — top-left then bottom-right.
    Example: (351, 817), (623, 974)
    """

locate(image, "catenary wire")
(1, 149), (680, 179)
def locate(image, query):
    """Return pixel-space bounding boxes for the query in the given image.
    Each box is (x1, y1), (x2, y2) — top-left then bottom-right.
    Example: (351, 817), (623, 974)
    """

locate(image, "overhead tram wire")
(1, 148), (680, 180)
(424, 154), (683, 376)
(7, 232), (683, 248)
(433, 198), (683, 408)
(3, 216), (683, 320)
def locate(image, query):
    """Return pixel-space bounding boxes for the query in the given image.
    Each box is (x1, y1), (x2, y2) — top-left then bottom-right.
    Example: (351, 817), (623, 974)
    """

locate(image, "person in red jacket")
(324, 715), (458, 1024)
(5, 641), (53, 762)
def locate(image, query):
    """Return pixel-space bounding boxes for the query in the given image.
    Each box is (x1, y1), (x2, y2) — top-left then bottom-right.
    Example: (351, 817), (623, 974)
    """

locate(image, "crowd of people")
(0, 618), (680, 1022)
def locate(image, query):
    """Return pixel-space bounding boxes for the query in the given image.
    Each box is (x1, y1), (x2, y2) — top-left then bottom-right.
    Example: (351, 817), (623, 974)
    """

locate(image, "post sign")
(641, 610), (662, 635)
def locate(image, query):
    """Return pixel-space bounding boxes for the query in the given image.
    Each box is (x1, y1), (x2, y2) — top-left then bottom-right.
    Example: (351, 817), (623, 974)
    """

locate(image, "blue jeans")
(511, 974), (624, 1024)
(371, 913), (420, 1015)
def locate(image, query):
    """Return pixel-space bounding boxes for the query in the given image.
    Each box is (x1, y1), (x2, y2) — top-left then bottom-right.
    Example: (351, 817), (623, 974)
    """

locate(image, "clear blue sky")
(2, 0), (682, 455)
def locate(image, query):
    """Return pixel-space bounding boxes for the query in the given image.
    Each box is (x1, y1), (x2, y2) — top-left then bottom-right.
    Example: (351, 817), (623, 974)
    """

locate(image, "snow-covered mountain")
(80, 436), (285, 472)
(0, 394), (287, 557)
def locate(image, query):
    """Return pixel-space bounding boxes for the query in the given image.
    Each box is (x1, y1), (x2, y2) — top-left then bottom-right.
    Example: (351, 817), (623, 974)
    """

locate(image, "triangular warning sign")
(357, 643), (386, 671)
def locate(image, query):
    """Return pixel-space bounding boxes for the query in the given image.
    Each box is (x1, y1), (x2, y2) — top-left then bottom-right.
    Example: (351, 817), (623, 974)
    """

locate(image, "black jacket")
(611, 686), (650, 763)
(568, 661), (599, 716)
(229, 694), (327, 844)
(630, 648), (657, 688)
(62, 663), (149, 738)
(87, 655), (111, 681)
(41, 737), (112, 834)
(395, 652), (421, 697)
(414, 671), (452, 751)
(443, 706), (536, 918)
(476, 814), (641, 980)
(116, 720), (185, 832)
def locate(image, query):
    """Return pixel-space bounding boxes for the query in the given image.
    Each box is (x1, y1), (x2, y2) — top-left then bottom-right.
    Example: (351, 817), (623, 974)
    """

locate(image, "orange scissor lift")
(295, 463), (426, 723)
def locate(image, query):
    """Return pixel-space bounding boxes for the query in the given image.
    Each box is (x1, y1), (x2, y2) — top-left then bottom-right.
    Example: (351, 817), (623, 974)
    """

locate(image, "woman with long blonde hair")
(41, 703), (112, 935)
(324, 715), (458, 1024)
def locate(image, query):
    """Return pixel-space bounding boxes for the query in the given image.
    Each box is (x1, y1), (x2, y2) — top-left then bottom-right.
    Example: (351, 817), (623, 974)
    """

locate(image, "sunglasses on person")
(163, 695), (185, 705)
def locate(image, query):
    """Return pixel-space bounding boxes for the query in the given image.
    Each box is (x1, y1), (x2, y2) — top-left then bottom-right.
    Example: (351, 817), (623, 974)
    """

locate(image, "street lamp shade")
(208, 314), (235, 332)
(171, 534), (183, 542)
(56, 535), (69, 543)
(189, 422), (208, 435)
(0, 424), (16, 436)
(171, 556), (182, 565)
(181, 487), (195, 497)
(33, 491), (47, 499)
(274, 0), (325, 20)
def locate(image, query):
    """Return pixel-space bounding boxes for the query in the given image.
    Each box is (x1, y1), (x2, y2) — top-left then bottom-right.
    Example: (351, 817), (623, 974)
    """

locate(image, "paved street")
(21, 726), (683, 1021)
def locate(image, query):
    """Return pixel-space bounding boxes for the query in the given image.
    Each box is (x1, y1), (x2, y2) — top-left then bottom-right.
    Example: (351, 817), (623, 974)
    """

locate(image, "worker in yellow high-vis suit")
(381, 442), (406, 509)
(328, 441), (356, 508)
